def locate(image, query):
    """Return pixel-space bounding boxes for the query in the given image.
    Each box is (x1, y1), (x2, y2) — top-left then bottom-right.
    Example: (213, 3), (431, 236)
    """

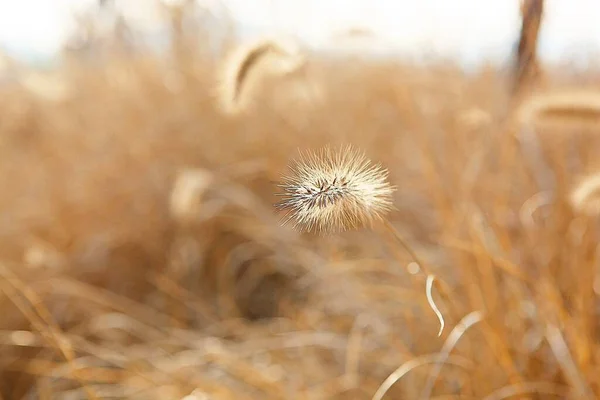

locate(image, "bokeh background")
(0, 1), (600, 399)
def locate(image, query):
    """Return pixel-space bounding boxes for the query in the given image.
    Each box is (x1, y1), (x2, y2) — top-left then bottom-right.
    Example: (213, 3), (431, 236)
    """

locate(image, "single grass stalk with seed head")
(216, 36), (305, 114)
(275, 145), (448, 337)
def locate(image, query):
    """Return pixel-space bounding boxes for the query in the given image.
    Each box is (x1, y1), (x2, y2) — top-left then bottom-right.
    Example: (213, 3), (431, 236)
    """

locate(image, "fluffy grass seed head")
(517, 90), (600, 128)
(217, 36), (305, 114)
(570, 172), (600, 216)
(275, 145), (395, 233)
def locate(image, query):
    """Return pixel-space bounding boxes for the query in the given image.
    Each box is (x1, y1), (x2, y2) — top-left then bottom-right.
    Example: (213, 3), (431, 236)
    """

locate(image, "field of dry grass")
(1, 13), (600, 399)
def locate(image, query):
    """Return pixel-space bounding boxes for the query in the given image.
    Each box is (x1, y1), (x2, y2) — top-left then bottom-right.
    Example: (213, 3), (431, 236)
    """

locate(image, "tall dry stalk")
(512, 0), (545, 96)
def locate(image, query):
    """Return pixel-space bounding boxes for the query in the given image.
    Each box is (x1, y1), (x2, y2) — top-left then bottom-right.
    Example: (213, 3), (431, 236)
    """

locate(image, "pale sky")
(0, 0), (599, 64)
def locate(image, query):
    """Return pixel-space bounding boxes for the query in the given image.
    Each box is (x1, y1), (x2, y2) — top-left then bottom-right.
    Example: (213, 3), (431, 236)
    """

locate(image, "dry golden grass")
(0, 17), (600, 400)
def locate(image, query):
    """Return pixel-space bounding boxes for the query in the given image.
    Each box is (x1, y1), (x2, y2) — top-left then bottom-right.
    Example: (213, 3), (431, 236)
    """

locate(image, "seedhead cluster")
(275, 145), (395, 233)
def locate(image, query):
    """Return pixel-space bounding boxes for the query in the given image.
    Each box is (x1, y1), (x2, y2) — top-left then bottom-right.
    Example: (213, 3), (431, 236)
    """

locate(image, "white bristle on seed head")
(275, 145), (395, 233)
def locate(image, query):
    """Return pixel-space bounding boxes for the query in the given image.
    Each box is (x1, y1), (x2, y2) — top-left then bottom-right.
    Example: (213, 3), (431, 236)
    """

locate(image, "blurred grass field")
(0, 4), (600, 399)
